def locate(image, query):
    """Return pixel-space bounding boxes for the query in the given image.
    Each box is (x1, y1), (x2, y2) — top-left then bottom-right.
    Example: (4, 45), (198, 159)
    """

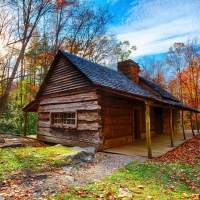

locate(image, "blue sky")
(97, 0), (200, 59)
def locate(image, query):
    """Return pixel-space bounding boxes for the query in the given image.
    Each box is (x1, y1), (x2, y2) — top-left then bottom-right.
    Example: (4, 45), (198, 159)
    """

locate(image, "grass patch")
(56, 161), (200, 200)
(0, 146), (76, 182)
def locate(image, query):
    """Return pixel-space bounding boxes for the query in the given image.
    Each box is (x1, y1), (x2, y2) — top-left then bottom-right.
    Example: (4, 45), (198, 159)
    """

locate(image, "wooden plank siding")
(139, 80), (161, 98)
(41, 55), (92, 97)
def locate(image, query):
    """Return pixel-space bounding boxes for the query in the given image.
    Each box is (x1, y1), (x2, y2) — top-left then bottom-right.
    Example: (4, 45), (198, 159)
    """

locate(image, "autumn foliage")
(155, 134), (200, 166)
(169, 54), (200, 108)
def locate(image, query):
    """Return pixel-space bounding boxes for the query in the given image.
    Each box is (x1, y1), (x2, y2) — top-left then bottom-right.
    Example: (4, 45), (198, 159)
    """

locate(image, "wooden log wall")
(162, 108), (180, 133)
(37, 90), (102, 149)
(139, 106), (146, 139)
(162, 108), (170, 134)
(173, 109), (180, 131)
(101, 90), (146, 149)
(150, 106), (156, 136)
(102, 95), (133, 139)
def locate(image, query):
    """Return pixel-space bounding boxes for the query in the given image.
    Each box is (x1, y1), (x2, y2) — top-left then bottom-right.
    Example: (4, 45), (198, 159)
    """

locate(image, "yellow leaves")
(181, 193), (190, 198)
(118, 187), (133, 198)
(147, 195), (154, 200)
(29, 85), (39, 92)
(169, 54), (200, 108)
(137, 185), (144, 190)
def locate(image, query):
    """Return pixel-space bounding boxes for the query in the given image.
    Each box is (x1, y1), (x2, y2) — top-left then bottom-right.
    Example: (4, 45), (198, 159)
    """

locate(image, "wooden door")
(133, 109), (141, 139)
(154, 107), (163, 134)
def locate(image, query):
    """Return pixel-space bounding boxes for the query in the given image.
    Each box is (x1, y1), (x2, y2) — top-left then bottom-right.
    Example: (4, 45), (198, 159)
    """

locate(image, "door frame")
(132, 106), (141, 140)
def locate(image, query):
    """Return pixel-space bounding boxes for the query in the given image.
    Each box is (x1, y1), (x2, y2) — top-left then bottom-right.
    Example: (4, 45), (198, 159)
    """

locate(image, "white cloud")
(113, 0), (200, 58)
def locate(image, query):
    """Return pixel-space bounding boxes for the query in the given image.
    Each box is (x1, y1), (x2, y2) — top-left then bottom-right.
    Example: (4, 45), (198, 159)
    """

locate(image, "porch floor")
(103, 130), (199, 158)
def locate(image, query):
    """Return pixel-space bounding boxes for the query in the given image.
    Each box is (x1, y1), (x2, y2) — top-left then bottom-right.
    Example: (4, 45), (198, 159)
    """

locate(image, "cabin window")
(52, 112), (76, 127)
(54, 113), (62, 125)
(63, 112), (76, 125)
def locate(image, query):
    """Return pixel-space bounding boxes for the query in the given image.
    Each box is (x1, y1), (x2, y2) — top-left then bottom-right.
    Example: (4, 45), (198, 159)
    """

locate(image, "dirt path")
(0, 152), (146, 199)
(0, 134), (44, 148)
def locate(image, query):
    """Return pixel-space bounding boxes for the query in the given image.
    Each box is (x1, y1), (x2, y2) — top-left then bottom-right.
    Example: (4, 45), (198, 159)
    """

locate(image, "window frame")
(51, 111), (77, 128)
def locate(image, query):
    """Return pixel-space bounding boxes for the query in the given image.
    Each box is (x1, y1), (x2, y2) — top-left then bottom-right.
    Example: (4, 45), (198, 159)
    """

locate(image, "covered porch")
(104, 130), (200, 158)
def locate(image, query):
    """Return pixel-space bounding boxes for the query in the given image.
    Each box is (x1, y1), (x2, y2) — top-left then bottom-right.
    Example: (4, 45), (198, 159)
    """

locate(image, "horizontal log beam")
(40, 91), (98, 105)
(38, 101), (99, 112)
(103, 135), (133, 149)
(37, 134), (102, 150)
(38, 128), (101, 143)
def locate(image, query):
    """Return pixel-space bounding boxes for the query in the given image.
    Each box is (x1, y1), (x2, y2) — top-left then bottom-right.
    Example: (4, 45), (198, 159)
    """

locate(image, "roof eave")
(22, 100), (38, 112)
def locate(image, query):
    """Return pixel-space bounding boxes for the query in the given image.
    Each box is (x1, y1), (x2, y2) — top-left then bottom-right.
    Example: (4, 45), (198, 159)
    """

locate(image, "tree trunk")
(0, 45), (26, 117)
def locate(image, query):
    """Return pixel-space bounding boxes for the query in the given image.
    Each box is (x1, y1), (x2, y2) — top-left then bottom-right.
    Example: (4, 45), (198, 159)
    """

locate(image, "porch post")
(182, 110), (186, 140)
(24, 112), (27, 137)
(145, 102), (152, 159)
(170, 108), (174, 147)
(190, 111), (195, 137)
(195, 113), (199, 133)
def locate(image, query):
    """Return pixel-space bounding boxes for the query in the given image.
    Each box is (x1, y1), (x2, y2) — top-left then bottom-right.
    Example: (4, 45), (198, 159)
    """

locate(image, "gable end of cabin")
(36, 54), (103, 150)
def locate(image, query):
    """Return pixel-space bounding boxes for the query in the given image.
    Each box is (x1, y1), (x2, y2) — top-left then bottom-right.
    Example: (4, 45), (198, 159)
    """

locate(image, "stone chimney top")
(117, 59), (140, 83)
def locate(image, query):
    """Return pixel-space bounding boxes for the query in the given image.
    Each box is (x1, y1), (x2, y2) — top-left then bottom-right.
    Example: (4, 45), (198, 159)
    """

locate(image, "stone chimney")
(117, 59), (140, 83)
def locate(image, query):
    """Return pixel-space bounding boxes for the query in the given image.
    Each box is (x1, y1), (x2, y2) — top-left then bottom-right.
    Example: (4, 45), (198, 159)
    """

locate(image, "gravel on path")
(0, 152), (146, 199)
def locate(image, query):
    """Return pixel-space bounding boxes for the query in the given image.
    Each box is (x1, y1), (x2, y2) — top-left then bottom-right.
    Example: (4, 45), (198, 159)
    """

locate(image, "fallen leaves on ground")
(1, 136), (200, 199)
(154, 134), (200, 165)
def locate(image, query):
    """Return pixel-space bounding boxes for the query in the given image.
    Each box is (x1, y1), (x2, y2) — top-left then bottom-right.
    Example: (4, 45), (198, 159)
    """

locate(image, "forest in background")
(0, 1), (200, 135)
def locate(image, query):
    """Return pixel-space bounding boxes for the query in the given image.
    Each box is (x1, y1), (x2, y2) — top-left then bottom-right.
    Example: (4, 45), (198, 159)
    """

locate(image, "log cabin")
(23, 50), (199, 158)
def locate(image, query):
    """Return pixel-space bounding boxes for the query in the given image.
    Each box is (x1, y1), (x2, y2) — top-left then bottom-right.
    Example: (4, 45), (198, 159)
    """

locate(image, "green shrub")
(0, 110), (38, 135)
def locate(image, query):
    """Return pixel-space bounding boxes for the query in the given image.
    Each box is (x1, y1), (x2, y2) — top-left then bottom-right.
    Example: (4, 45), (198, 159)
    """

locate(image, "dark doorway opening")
(134, 109), (140, 139)
(154, 107), (163, 134)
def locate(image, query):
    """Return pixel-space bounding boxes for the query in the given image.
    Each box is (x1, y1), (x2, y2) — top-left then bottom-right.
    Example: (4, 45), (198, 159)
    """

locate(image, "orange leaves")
(55, 0), (76, 12)
(56, 0), (76, 6)
(29, 85), (39, 92)
(154, 136), (200, 195)
(74, 189), (93, 198)
(155, 135), (200, 166)
(168, 41), (200, 110)
(169, 54), (200, 108)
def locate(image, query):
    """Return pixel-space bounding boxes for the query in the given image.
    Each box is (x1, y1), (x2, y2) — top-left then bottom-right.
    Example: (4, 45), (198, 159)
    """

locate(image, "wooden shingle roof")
(60, 50), (157, 100)
(139, 77), (180, 102)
